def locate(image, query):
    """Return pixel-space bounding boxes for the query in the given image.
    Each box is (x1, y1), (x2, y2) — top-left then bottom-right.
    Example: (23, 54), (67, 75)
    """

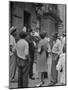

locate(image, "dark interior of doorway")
(24, 11), (31, 32)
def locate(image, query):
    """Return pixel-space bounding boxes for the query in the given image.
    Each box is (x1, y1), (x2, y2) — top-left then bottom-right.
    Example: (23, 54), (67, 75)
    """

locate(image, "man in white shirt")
(16, 39), (29, 60)
(16, 31), (29, 88)
(49, 32), (62, 86)
(52, 39), (62, 55)
(9, 26), (16, 82)
(10, 35), (16, 56)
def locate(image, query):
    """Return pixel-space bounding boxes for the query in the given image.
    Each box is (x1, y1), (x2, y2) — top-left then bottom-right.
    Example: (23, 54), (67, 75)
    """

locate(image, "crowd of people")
(9, 26), (66, 88)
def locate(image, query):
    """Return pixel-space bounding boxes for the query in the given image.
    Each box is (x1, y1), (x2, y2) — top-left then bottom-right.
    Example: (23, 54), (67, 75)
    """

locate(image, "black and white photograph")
(9, 1), (66, 89)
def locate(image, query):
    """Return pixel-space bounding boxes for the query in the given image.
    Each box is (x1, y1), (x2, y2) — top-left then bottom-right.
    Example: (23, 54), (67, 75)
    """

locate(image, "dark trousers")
(17, 57), (29, 88)
(51, 53), (59, 83)
(41, 72), (46, 81)
(29, 56), (34, 78)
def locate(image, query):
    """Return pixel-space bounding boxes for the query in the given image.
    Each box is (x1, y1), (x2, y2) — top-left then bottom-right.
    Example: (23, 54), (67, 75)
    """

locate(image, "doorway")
(24, 11), (31, 31)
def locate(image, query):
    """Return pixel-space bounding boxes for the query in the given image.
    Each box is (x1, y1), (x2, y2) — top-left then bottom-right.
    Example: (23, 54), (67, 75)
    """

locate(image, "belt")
(52, 52), (58, 55)
(17, 56), (28, 61)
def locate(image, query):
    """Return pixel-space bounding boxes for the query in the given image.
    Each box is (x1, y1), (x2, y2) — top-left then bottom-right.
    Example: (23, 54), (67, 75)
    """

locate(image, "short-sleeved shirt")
(52, 39), (62, 55)
(9, 35), (16, 56)
(16, 39), (29, 60)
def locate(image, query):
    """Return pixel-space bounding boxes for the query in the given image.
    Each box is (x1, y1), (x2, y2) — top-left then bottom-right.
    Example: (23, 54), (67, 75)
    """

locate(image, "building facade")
(10, 2), (65, 39)
(58, 4), (66, 35)
(10, 2), (37, 40)
(35, 4), (62, 38)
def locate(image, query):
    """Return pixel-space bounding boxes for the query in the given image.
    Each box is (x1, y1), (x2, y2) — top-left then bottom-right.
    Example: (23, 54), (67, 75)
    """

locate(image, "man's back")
(16, 39), (29, 59)
(52, 39), (62, 54)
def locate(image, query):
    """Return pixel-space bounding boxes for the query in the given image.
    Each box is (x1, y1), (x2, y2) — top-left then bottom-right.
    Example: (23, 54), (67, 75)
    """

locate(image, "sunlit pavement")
(9, 55), (52, 89)
(9, 55), (62, 89)
(9, 77), (50, 89)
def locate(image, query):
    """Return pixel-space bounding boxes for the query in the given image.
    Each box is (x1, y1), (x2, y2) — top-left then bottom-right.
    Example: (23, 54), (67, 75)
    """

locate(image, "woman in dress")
(36, 32), (50, 86)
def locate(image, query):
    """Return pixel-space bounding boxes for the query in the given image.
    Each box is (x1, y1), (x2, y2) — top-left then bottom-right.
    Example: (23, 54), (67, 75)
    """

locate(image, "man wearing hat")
(9, 26), (17, 82)
(25, 28), (36, 80)
(48, 32), (62, 86)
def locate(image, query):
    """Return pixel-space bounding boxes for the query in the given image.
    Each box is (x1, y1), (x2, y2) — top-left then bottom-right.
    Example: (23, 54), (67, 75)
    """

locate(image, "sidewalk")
(9, 54), (52, 89)
(9, 78), (50, 89)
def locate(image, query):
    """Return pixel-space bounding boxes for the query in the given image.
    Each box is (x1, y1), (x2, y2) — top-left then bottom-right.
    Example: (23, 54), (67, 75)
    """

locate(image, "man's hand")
(25, 55), (29, 59)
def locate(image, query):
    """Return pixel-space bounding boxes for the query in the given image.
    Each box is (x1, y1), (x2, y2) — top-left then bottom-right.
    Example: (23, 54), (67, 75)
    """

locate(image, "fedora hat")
(52, 32), (59, 40)
(10, 26), (16, 34)
(63, 32), (66, 36)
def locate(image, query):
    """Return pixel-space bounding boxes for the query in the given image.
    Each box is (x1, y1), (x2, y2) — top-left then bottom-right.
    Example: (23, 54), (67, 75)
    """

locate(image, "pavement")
(9, 77), (50, 89)
(9, 55), (63, 89)
(9, 55), (52, 89)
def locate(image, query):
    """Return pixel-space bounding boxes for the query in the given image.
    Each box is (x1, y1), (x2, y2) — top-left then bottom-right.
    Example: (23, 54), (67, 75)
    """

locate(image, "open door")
(24, 11), (31, 31)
